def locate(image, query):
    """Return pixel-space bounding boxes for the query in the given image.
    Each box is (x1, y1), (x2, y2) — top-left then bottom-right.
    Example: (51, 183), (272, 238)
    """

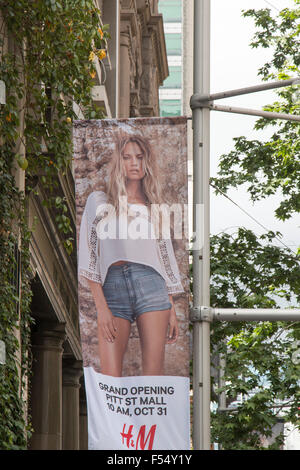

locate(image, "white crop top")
(78, 191), (184, 295)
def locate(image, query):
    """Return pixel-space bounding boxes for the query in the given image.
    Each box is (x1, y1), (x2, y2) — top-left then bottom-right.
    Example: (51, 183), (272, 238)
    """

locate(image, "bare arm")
(167, 294), (179, 344)
(87, 279), (117, 343)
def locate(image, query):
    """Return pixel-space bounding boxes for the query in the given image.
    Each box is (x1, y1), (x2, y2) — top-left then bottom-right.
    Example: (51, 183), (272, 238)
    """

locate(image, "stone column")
(119, 30), (131, 118)
(29, 323), (66, 450)
(140, 34), (155, 117)
(62, 359), (83, 450)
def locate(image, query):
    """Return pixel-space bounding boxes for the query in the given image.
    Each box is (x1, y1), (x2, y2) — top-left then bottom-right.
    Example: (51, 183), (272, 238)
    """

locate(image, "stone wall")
(119, 0), (168, 118)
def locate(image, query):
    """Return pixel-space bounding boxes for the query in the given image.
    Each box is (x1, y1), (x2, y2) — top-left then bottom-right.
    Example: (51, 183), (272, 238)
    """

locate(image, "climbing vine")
(0, 0), (109, 448)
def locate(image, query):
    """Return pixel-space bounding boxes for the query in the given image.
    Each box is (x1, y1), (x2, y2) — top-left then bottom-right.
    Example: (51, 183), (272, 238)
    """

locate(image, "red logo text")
(120, 423), (157, 450)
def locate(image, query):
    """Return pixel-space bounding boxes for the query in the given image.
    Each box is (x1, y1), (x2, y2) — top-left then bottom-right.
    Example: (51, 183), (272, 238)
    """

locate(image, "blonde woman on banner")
(78, 134), (184, 377)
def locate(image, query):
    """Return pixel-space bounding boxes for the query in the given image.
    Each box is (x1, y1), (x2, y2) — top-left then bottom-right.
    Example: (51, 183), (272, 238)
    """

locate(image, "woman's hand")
(97, 305), (117, 343)
(87, 279), (117, 343)
(166, 295), (179, 344)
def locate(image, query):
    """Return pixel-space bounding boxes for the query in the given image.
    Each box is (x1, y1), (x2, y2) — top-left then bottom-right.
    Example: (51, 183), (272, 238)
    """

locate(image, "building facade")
(158, 0), (183, 118)
(158, 0), (193, 125)
(158, 0), (193, 241)
(1, 0), (168, 450)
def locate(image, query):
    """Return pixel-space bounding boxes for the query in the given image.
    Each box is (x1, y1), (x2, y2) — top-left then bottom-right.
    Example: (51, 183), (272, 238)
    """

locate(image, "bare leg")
(136, 309), (170, 376)
(98, 316), (131, 377)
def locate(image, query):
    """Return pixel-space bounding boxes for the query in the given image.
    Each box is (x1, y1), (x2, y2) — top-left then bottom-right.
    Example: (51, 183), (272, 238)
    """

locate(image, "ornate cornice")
(147, 12), (169, 85)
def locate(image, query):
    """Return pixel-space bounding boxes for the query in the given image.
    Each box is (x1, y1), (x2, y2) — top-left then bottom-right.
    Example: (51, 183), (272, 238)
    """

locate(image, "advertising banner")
(73, 117), (190, 450)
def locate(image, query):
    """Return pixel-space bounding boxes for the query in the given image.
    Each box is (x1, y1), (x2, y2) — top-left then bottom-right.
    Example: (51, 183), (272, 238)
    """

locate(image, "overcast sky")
(209, 0), (298, 253)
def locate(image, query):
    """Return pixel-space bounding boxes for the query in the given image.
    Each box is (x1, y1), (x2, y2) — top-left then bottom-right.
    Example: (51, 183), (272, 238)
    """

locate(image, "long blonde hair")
(106, 135), (162, 214)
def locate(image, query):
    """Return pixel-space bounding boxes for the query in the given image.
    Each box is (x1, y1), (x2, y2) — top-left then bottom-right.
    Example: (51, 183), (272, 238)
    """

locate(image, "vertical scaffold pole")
(192, 0), (211, 450)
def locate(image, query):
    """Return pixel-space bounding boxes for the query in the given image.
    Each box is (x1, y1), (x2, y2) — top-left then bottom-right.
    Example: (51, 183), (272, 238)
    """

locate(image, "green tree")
(210, 1), (300, 449)
(211, 2), (300, 223)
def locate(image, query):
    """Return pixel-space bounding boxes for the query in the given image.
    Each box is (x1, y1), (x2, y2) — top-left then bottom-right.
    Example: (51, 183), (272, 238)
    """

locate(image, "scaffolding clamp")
(190, 93), (213, 110)
(189, 305), (214, 323)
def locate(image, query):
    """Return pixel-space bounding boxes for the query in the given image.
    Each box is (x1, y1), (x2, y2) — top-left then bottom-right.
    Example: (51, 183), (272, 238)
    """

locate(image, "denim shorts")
(102, 262), (172, 323)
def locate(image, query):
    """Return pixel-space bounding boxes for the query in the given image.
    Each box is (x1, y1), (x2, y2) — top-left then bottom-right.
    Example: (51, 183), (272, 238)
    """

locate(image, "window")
(159, 0), (182, 22)
(165, 33), (182, 55)
(162, 66), (182, 89)
(160, 99), (181, 117)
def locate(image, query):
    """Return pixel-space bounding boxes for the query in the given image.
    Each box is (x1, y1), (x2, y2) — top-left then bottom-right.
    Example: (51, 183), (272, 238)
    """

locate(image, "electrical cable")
(262, 0), (281, 12)
(210, 181), (299, 257)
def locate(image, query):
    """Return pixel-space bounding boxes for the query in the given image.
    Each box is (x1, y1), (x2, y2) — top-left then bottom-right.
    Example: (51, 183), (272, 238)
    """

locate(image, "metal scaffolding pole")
(191, 77), (300, 104)
(191, 307), (300, 323)
(213, 308), (300, 322)
(191, 0), (300, 452)
(192, 0), (211, 451)
(204, 103), (300, 122)
(190, 76), (300, 122)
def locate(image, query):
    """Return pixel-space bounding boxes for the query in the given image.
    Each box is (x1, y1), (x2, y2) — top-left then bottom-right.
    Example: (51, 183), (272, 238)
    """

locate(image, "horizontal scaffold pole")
(214, 308), (300, 322)
(190, 77), (300, 106)
(208, 103), (300, 122)
(190, 306), (300, 322)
